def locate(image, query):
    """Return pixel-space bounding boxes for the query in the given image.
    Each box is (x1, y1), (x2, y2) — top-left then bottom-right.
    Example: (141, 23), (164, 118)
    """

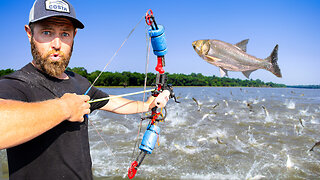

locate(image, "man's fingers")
(84, 104), (91, 114)
(81, 95), (90, 102)
(60, 93), (91, 122)
(78, 117), (85, 122)
(154, 90), (170, 108)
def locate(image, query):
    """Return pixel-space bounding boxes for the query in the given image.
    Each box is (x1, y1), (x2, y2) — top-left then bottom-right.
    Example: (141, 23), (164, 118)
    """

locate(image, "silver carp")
(309, 141), (320, 151)
(192, 39), (282, 78)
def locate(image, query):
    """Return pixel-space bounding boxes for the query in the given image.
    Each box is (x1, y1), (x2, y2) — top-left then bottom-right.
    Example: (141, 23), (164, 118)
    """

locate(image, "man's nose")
(51, 37), (61, 50)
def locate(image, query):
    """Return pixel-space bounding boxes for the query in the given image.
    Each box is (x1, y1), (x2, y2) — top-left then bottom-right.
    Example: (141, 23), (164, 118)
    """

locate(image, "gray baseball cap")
(29, 0), (84, 29)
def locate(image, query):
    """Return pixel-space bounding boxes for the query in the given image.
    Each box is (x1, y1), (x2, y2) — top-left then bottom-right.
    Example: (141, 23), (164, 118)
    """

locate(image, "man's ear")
(74, 29), (77, 38)
(25, 25), (32, 42)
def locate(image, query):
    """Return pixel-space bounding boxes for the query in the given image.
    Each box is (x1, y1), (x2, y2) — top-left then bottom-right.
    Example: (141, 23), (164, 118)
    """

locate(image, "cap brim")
(70, 18), (84, 29)
(29, 15), (84, 29)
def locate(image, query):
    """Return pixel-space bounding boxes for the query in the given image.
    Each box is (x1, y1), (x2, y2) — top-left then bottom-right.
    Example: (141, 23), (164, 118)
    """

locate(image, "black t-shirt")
(0, 63), (109, 180)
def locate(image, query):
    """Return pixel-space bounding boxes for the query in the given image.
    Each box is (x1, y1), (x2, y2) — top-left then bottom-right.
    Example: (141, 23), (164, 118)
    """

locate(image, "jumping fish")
(192, 97), (201, 111)
(309, 141), (320, 151)
(247, 102), (253, 112)
(261, 105), (269, 117)
(212, 103), (219, 109)
(192, 39), (282, 78)
(216, 137), (226, 145)
(299, 117), (304, 127)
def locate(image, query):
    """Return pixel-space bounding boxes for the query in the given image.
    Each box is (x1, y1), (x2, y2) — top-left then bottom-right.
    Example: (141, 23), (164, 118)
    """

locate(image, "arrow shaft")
(88, 89), (155, 103)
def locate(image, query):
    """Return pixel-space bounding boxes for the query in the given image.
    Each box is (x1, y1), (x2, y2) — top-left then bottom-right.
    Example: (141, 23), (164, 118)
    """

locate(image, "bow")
(127, 9), (179, 179)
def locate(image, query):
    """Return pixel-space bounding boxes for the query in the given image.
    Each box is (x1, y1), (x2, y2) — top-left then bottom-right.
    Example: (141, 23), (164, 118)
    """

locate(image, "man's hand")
(59, 93), (90, 122)
(154, 90), (170, 108)
(147, 90), (171, 110)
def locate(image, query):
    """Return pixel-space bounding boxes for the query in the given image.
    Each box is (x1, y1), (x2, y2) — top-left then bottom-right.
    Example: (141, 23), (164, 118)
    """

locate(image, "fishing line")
(83, 15), (145, 161)
(84, 15), (145, 95)
(131, 24), (152, 160)
(88, 120), (116, 158)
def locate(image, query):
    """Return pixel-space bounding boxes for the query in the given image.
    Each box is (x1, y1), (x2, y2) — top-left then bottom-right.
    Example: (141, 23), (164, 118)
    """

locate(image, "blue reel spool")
(148, 25), (167, 56)
(139, 124), (161, 154)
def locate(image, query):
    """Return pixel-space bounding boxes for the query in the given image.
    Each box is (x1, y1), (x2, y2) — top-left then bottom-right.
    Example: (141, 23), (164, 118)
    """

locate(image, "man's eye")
(43, 31), (51, 35)
(62, 32), (70, 37)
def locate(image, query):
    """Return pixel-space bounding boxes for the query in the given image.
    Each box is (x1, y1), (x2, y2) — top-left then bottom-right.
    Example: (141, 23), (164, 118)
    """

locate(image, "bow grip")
(154, 90), (170, 108)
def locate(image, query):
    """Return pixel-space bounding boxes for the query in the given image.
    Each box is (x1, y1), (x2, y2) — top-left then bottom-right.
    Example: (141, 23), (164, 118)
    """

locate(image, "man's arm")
(99, 90), (170, 114)
(0, 93), (90, 150)
(99, 95), (156, 114)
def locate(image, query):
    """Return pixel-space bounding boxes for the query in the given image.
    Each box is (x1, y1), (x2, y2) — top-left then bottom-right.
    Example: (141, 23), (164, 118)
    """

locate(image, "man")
(0, 0), (168, 179)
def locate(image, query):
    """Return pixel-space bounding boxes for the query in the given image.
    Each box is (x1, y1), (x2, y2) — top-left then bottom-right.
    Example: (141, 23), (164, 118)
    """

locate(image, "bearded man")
(0, 0), (168, 179)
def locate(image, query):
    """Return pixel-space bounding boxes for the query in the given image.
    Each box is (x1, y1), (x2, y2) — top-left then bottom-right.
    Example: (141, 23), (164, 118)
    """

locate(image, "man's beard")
(31, 38), (73, 78)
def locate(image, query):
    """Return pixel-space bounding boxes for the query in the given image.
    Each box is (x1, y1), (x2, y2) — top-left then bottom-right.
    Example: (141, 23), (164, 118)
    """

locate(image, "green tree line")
(0, 67), (286, 87)
(287, 85), (320, 89)
(0, 69), (15, 77)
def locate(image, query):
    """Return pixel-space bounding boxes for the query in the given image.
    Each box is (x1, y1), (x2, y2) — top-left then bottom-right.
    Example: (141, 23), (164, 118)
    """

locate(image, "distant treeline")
(66, 67), (288, 87)
(0, 67), (287, 87)
(0, 69), (15, 77)
(287, 85), (320, 89)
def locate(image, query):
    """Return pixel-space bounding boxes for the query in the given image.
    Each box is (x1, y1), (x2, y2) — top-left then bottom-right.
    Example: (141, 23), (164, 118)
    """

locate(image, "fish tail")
(265, 44), (282, 78)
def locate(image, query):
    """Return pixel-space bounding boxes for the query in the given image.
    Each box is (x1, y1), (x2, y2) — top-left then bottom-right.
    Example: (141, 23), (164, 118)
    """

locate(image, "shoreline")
(95, 86), (288, 89)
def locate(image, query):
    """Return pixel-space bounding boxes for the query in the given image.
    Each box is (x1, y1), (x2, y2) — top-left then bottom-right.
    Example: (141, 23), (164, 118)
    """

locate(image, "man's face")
(29, 17), (76, 78)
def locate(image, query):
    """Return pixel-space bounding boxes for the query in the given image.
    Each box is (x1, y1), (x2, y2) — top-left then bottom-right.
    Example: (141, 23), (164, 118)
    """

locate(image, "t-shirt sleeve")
(67, 71), (109, 112)
(0, 79), (28, 101)
(87, 86), (109, 112)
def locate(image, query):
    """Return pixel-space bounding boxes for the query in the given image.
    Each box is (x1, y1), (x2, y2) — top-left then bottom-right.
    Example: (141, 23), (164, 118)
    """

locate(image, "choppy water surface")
(1, 87), (320, 179)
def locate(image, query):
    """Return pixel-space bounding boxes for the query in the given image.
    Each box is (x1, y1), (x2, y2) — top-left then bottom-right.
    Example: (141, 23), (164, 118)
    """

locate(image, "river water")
(1, 87), (320, 179)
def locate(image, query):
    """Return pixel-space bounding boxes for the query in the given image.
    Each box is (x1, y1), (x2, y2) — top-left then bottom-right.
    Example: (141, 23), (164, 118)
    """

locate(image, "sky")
(0, 0), (319, 85)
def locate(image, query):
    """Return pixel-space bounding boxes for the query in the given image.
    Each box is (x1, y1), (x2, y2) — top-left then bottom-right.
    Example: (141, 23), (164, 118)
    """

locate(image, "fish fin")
(265, 44), (282, 78)
(235, 39), (249, 52)
(242, 70), (256, 78)
(205, 55), (221, 62)
(219, 68), (228, 77)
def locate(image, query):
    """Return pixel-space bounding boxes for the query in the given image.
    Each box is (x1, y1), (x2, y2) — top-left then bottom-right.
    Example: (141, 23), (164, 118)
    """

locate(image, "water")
(1, 87), (320, 179)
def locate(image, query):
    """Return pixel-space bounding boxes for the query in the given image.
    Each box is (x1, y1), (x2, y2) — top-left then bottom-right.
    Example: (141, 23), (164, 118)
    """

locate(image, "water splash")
(286, 154), (294, 169)
(285, 99), (296, 109)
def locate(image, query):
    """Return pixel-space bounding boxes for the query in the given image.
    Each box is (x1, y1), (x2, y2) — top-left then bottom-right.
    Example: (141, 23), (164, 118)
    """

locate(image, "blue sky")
(1, 0), (319, 85)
